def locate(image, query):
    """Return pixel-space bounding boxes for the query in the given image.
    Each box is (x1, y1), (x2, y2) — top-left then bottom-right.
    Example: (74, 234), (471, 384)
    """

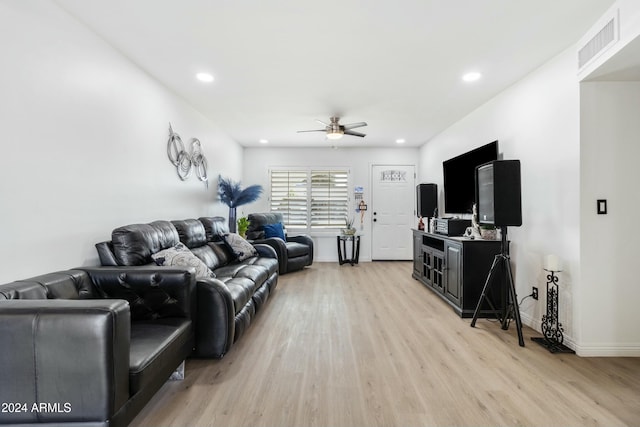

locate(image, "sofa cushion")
(152, 243), (216, 280)
(222, 278), (255, 314)
(198, 216), (229, 241)
(171, 219), (208, 249)
(150, 220), (182, 249)
(212, 260), (273, 314)
(129, 318), (192, 395)
(111, 221), (179, 266)
(222, 233), (258, 261)
(263, 222), (286, 240)
(188, 245), (224, 271)
(209, 241), (234, 264)
(246, 256), (279, 277)
(214, 263), (268, 288)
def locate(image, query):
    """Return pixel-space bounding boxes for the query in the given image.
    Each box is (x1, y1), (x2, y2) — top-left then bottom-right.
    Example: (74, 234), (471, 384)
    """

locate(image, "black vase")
(228, 207), (237, 233)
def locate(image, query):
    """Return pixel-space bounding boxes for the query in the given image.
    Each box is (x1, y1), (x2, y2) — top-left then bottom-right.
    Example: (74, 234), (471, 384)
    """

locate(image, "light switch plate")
(597, 199), (607, 215)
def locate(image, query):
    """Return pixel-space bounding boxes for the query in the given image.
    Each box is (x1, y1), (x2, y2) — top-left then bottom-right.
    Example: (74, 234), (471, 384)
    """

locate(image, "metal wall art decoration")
(167, 123), (209, 186)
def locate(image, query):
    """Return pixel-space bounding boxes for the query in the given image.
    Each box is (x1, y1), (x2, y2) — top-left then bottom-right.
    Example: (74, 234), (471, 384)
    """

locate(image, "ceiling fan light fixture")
(326, 130), (344, 140)
(297, 117), (366, 139)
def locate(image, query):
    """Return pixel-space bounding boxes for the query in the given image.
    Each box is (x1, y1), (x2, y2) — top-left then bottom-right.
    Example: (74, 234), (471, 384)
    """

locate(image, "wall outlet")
(532, 287), (539, 300)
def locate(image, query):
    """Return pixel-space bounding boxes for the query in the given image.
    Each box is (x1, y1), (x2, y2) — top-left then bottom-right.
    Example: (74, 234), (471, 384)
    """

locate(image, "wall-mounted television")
(443, 140), (498, 215)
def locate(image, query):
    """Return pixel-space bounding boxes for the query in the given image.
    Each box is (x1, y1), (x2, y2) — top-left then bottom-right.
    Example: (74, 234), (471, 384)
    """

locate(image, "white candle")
(544, 254), (562, 271)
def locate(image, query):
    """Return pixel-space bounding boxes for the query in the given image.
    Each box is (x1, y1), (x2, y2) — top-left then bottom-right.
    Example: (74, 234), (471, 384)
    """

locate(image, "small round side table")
(337, 234), (360, 266)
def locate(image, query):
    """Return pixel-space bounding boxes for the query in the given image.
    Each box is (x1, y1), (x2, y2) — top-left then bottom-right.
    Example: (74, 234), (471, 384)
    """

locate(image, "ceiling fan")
(297, 116), (367, 140)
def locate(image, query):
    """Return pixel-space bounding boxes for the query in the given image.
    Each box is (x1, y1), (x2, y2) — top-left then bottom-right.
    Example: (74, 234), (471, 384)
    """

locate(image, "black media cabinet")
(412, 229), (505, 318)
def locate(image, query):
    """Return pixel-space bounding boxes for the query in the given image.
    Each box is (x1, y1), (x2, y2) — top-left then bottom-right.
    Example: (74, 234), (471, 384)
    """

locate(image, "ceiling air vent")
(578, 15), (617, 70)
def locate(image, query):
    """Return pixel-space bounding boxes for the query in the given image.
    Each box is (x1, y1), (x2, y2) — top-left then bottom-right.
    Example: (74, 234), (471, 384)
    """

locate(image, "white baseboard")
(314, 257), (372, 263)
(519, 311), (542, 334)
(520, 312), (640, 356)
(574, 344), (640, 357)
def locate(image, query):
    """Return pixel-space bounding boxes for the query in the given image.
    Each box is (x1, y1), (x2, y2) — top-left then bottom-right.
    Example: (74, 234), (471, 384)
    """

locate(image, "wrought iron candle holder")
(531, 268), (575, 354)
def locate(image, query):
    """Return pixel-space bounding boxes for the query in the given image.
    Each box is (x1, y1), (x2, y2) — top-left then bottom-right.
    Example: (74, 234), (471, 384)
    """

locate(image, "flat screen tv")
(443, 140), (498, 214)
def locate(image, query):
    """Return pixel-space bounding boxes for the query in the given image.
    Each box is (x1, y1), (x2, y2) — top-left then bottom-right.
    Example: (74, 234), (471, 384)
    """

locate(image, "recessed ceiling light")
(259, 139), (269, 144)
(396, 139), (406, 144)
(462, 72), (482, 82)
(196, 72), (214, 83)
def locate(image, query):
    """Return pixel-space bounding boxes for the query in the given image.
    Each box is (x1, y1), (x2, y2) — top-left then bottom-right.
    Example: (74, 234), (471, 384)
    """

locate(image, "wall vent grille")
(578, 17), (617, 70)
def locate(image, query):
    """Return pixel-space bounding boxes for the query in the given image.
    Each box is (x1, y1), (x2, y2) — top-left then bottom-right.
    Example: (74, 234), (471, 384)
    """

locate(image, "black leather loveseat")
(95, 217), (278, 358)
(246, 212), (314, 274)
(0, 267), (195, 427)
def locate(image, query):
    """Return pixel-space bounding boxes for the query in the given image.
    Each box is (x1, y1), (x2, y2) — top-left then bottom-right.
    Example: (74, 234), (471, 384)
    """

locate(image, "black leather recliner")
(0, 267), (195, 427)
(246, 212), (314, 274)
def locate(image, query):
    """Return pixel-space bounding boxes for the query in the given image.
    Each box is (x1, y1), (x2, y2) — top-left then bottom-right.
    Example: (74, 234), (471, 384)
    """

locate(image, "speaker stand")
(470, 226), (524, 347)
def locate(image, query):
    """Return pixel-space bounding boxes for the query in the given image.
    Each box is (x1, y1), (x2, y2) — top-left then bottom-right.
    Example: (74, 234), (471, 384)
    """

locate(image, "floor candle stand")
(531, 268), (575, 354)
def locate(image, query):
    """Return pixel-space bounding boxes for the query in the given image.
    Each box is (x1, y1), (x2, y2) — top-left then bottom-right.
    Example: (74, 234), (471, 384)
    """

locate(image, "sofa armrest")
(288, 234), (314, 264)
(253, 243), (278, 259)
(95, 240), (119, 266)
(251, 237), (288, 273)
(192, 278), (235, 358)
(0, 299), (130, 424)
(78, 266), (197, 322)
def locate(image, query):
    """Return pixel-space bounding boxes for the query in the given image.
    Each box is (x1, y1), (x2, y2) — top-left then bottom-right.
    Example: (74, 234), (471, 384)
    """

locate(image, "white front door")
(371, 164), (416, 260)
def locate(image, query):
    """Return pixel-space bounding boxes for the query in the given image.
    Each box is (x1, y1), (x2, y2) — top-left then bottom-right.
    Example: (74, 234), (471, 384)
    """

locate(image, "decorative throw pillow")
(263, 222), (286, 240)
(151, 242), (216, 280)
(222, 233), (258, 261)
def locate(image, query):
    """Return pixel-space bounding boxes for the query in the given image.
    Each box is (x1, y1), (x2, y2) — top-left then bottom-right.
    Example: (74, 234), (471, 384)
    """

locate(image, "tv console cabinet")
(412, 229), (505, 318)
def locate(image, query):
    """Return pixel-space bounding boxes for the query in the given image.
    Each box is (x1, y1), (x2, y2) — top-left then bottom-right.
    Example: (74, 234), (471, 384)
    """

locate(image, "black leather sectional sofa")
(0, 216), (279, 426)
(95, 216), (279, 358)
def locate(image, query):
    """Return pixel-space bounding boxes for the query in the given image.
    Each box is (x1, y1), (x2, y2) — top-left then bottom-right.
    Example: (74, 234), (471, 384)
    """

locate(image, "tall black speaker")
(475, 160), (522, 226)
(417, 183), (438, 218)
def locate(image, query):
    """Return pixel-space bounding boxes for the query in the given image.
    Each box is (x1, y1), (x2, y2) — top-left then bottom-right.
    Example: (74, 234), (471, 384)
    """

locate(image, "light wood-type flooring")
(131, 261), (640, 427)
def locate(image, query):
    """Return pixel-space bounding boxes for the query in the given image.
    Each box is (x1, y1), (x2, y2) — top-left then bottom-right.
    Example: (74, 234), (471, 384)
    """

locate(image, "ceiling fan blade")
(315, 119), (329, 126)
(344, 130), (366, 138)
(297, 129), (326, 133)
(343, 122), (367, 130)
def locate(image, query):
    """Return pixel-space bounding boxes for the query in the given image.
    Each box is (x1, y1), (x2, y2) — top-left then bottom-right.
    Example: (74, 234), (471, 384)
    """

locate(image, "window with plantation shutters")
(310, 170), (349, 229)
(269, 168), (350, 230)
(270, 170), (308, 227)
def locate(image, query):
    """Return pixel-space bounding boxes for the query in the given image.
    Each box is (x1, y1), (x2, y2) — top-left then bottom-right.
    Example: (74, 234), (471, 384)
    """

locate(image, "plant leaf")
(217, 176), (263, 208)
(234, 184), (263, 207)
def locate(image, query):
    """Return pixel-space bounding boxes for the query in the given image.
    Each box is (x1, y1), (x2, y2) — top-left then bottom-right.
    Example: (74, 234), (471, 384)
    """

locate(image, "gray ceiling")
(56, 0), (615, 148)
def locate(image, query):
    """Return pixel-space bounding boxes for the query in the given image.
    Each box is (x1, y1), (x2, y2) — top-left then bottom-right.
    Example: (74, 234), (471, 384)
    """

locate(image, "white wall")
(0, 2), (243, 283)
(580, 82), (640, 355)
(243, 147), (419, 261)
(419, 48), (582, 346)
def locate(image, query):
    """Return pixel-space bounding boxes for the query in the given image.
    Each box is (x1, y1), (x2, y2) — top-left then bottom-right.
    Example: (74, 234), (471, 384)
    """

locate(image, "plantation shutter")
(310, 170), (349, 229)
(270, 170), (308, 227)
(270, 168), (350, 230)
